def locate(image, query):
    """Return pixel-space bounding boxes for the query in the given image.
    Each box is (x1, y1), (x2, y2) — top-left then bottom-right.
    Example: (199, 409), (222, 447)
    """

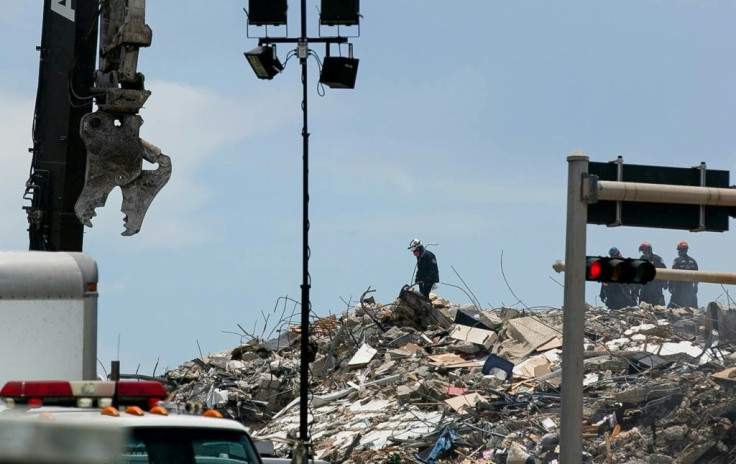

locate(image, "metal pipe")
(596, 180), (736, 206)
(560, 152), (589, 464)
(613, 157), (623, 226)
(299, 0), (311, 458)
(111, 360), (120, 409)
(696, 162), (707, 230)
(655, 268), (736, 284)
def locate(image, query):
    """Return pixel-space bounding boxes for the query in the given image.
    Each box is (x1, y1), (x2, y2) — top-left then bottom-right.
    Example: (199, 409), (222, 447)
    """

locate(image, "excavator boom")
(25, 0), (170, 249)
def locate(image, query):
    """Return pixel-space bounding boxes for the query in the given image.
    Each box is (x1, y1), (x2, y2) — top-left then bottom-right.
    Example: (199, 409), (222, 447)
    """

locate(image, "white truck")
(0, 251), (328, 463)
(0, 250), (99, 387)
(0, 379), (264, 463)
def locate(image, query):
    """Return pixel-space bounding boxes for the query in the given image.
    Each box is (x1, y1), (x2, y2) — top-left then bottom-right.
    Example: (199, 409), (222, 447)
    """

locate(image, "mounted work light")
(320, 0), (360, 26)
(247, 0), (288, 26)
(244, 46), (283, 80)
(320, 55), (359, 89)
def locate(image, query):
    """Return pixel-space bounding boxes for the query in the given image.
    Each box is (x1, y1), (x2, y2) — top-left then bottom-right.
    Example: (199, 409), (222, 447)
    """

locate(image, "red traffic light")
(589, 260), (602, 280)
(586, 256), (621, 282)
(585, 256), (656, 284)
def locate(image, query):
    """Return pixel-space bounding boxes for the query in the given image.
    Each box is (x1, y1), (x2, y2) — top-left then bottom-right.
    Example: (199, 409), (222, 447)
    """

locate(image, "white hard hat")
(408, 238), (422, 250)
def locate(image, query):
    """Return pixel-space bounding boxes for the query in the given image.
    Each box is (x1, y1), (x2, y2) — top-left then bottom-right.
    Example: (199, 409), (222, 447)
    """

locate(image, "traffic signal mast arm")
(586, 179), (736, 207)
(654, 268), (736, 285)
(553, 260), (736, 285)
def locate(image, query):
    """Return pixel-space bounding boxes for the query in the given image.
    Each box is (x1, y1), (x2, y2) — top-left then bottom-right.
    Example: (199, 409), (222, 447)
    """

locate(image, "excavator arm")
(25, 0), (170, 250)
(76, 0), (171, 237)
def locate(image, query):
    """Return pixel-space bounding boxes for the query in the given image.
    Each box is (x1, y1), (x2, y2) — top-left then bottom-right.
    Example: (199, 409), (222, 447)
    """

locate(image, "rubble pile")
(163, 290), (736, 463)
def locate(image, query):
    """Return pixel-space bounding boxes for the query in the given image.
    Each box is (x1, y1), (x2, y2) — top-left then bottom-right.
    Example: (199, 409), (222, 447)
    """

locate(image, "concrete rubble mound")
(162, 290), (736, 464)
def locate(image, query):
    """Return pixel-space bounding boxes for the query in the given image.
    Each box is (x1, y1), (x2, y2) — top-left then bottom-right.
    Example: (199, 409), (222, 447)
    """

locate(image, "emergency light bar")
(1, 380), (166, 408)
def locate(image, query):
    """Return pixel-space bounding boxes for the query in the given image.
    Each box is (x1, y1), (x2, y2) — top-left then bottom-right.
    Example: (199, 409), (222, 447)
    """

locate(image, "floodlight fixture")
(320, 56), (359, 89)
(244, 45), (283, 80)
(247, 0), (288, 26)
(320, 0), (360, 26)
(320, 43), (359, 89)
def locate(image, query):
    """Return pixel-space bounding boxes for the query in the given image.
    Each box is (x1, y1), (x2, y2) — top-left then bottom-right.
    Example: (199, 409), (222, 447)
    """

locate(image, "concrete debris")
(348, 343), (378, 368)
(161, 288), (736, 463)
(445, 392), (487, 414)
(449, 325), (498, 350)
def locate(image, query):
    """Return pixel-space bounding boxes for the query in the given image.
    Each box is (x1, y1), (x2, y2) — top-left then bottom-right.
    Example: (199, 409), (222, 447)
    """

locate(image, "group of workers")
(600, 241), (699, 310)
(405, 236), (701, 310)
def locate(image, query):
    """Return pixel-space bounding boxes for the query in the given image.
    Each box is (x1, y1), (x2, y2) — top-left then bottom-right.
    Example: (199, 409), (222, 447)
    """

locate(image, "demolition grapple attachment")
(75, 112), (171, 236)
(75, 0), (171, 236)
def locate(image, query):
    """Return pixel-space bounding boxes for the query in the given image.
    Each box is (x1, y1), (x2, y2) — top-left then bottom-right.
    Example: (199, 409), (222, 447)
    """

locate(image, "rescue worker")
(407, 238), (439, 299)
(599, 247), (637, 309)
(637, 241), (667, 306)
(668, 241), (698, 308)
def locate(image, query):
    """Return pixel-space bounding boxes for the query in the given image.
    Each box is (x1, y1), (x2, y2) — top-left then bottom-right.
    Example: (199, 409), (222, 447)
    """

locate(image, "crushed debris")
(162, 290), (736, 463)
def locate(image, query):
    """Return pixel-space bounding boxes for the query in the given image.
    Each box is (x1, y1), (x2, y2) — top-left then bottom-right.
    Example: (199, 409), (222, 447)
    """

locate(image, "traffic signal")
(585, 256), (656, 284)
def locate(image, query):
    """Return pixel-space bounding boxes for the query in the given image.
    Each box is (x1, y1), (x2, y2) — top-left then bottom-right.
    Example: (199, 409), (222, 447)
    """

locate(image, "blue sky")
(1, 1), (735, 376)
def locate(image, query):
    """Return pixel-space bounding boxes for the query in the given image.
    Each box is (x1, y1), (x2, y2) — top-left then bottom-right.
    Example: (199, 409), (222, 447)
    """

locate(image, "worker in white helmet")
(407, 238), (439, 299)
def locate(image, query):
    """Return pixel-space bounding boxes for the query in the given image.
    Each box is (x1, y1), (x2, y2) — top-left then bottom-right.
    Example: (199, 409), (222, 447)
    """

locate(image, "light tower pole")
(244, 0), (361, 459)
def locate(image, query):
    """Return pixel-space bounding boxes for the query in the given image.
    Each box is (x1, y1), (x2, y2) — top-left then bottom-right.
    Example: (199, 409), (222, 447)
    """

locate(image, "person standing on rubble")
(637, 241), (667, 306)
(408, 238), (439, 299)
(668, 241), (698, 308)
(599, 247), (637, 309)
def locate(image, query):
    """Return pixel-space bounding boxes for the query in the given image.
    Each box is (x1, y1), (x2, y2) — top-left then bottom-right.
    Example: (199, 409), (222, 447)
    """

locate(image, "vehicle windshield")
(118, 427), (262, 464)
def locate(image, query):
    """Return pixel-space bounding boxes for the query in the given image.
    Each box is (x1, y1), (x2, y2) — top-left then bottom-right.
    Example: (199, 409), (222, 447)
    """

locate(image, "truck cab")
(0, 379), (264, 464)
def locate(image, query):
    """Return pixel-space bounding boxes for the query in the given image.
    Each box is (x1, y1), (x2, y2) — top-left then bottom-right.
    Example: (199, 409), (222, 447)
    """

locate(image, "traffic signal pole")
(561, 155), (736, 463)
(560, 152), (589, 464)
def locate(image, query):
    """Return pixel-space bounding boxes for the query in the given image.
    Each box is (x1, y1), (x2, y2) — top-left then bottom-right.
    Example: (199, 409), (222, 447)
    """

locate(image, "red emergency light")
(1, 380), (167, 409)
(0, 380), (73, 398)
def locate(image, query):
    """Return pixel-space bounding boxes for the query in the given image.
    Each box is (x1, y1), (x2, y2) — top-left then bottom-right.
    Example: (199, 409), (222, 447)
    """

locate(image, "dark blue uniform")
(415, 248), (439, 299)
(600, 247), (635, 309)
(638, 253), (667, 305)
(600, 282), (636, 309)
(668, 253), (698, 308)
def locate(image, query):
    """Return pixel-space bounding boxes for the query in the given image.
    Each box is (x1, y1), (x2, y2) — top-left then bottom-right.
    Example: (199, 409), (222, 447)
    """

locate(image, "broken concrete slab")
(347, 343), (377, 368)
(428, 353), (482, 369)
(513, 353), (553, 379)
(449, 324), (498, 350)
(444, 392), (487, 413)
